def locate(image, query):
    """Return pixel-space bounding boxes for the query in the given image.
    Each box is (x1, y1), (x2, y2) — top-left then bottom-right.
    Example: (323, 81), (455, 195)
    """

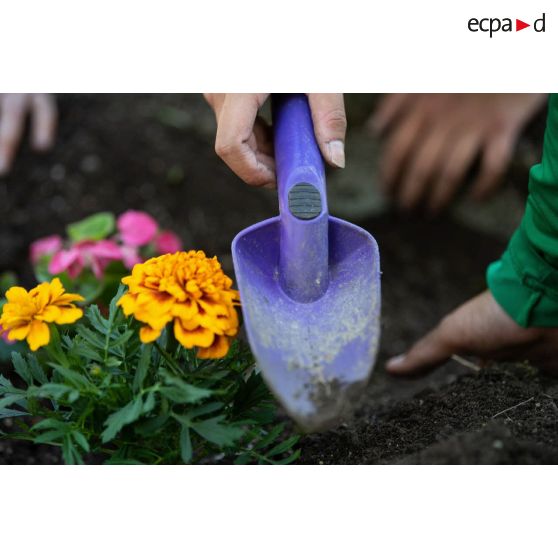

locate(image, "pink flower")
(117, 210), (158, 247)
(29, 235), (63, 264)
(155, 231), (182, 254)
(49, 240), (123, 279)
(121, 245), (142, 269)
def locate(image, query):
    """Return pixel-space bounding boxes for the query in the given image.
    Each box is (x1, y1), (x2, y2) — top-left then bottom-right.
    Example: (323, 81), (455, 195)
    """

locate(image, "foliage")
(30, 210), (182, 305)
(0, 287), (299, 464)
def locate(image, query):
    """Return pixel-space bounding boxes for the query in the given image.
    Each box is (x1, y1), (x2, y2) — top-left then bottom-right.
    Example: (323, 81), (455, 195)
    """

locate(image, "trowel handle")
(272, 94), (329, 302)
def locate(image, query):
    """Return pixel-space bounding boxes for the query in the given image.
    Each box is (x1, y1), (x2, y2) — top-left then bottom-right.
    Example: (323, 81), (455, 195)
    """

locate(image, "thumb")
(307, 94), (347, 169)
(386, 322), (455, 375)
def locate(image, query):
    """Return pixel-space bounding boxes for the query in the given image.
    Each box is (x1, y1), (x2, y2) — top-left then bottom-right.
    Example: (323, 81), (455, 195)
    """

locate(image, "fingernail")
(386, 354), (406, 370)
(328, 140), (345, 169)
(33, 137), (50, 152)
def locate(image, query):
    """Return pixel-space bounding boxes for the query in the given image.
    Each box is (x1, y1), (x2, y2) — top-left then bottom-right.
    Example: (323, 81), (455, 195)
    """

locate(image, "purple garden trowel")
(232, 94), (381, 432)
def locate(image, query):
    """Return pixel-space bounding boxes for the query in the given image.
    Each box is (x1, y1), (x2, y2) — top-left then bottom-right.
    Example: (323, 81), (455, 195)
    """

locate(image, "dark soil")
(1, 94), (556, 464)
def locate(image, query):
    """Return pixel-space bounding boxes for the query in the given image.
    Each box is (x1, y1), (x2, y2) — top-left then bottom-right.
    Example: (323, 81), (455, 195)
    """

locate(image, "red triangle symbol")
(516, 19), (530, 31)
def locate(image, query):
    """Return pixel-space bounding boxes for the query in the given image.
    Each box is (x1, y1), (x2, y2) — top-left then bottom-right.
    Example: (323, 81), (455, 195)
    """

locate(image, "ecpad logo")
(468, 13), (546, 37)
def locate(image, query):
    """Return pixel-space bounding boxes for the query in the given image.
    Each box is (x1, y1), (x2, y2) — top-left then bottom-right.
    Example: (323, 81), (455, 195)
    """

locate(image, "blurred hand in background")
(0, 93), (57, 176)
(371, 93), (546, 213)
(204, 93), (347, 187)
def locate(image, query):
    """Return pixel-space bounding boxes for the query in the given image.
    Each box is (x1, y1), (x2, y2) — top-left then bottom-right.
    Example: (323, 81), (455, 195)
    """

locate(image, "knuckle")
(214, 139), (238, 159)
(322, 108), (347, 131)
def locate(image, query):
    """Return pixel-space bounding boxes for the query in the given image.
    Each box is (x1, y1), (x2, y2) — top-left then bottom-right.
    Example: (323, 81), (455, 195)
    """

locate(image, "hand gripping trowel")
(231, 94), (381, 432)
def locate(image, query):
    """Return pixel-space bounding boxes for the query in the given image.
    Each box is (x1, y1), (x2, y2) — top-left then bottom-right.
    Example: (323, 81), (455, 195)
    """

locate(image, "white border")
(0, 1), (556, 91)
(1, 465), (556, 557)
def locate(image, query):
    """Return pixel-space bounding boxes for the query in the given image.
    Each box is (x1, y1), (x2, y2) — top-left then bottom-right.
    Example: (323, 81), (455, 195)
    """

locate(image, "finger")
(0, 94), (27, 175)
(307, 94), (347, 169)
(369, 93), (412, 135)
(214, 94), (274, 187)
(469, 132), (515, 201)
(203, 93), (225, 120)
(386, 322), (455, 375)
(253, 116), (274, 157)
(30, 94), (57, 151)
(428, 131), (481, 213)
(380, 107), (426, 191)
(397, 125), (452, 210)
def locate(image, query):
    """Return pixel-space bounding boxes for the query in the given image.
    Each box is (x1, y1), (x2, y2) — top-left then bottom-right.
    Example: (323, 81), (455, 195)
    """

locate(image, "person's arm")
(487, 93), (558, 326)
(386, 94), (558, 375)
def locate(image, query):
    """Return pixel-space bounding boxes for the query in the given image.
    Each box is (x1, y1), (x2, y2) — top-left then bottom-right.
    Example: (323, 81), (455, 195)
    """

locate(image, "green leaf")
(273, 449), (301, 465)
(31, 418), (69, 431)
(0, 374), (13, 388)
(108, 330), (134, 350)
(62, 435), (82, 464)
(0, 409), (29, 419)
(266, 436), (299, 458)
(11, 352), (33, 386)
(108, 284), (127, 320)
(0, 394), (25, 411)
(160, 372), (211, 404)
(27, 354), (48, 384)
(233, 453), (252, 465)
(72, 431), (90, 453)
(50, 364), (94, 391)
(85, 304), (109, 334)
(144, 390), (157, 412)
(34, 383), (75, 400)
(191, 416), (244, 447)
(134, 414), (168, 436)
(133, 344), (152, 393)
(185, 402), (224, 420)
(253, 424), (284, 450)
(67, 212), (115, 242)
(180, 426), (193, 463)
(75, 325), (106, 351)
(102, 397), (144, 443)
(34, 430), (65, 444)
(74, 343), (103, 362)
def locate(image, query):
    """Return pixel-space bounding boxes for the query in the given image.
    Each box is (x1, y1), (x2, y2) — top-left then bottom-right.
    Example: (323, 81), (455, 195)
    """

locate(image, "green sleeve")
(487, 93), (558, 327)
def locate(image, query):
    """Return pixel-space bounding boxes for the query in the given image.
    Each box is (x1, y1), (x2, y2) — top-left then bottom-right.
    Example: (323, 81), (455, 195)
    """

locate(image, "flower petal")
(140, 326), (161, 343)
(30, 235), (63, 264)
(5, 286), (30, 305)
(7, 323), (31, 341)
(117, 210), (158, 247)
(155, 231), (182, 254)
(197, 335), (230, 359)
(27, 320), (50, 351)
(53, 307), (83, 325)
(174, 320), (214, 349)
(37, 304), (62, 322)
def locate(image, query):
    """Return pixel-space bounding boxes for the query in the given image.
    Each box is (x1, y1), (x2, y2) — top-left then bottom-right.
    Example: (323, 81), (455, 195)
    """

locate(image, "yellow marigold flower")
(0, 278), (84, 351)
(117, 251), (239, 359)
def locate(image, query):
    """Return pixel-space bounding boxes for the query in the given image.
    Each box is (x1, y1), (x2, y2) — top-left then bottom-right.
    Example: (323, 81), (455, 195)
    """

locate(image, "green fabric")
(487, 93), (558, 327)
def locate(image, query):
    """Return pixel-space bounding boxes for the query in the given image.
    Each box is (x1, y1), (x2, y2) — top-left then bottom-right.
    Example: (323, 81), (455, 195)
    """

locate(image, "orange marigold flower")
(117, 251), (239, 359)
(0, 278), (84, 351)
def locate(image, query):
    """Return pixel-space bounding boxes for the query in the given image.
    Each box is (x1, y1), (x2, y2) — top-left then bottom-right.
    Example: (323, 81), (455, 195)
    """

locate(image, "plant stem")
(153, 342), (183, 376)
